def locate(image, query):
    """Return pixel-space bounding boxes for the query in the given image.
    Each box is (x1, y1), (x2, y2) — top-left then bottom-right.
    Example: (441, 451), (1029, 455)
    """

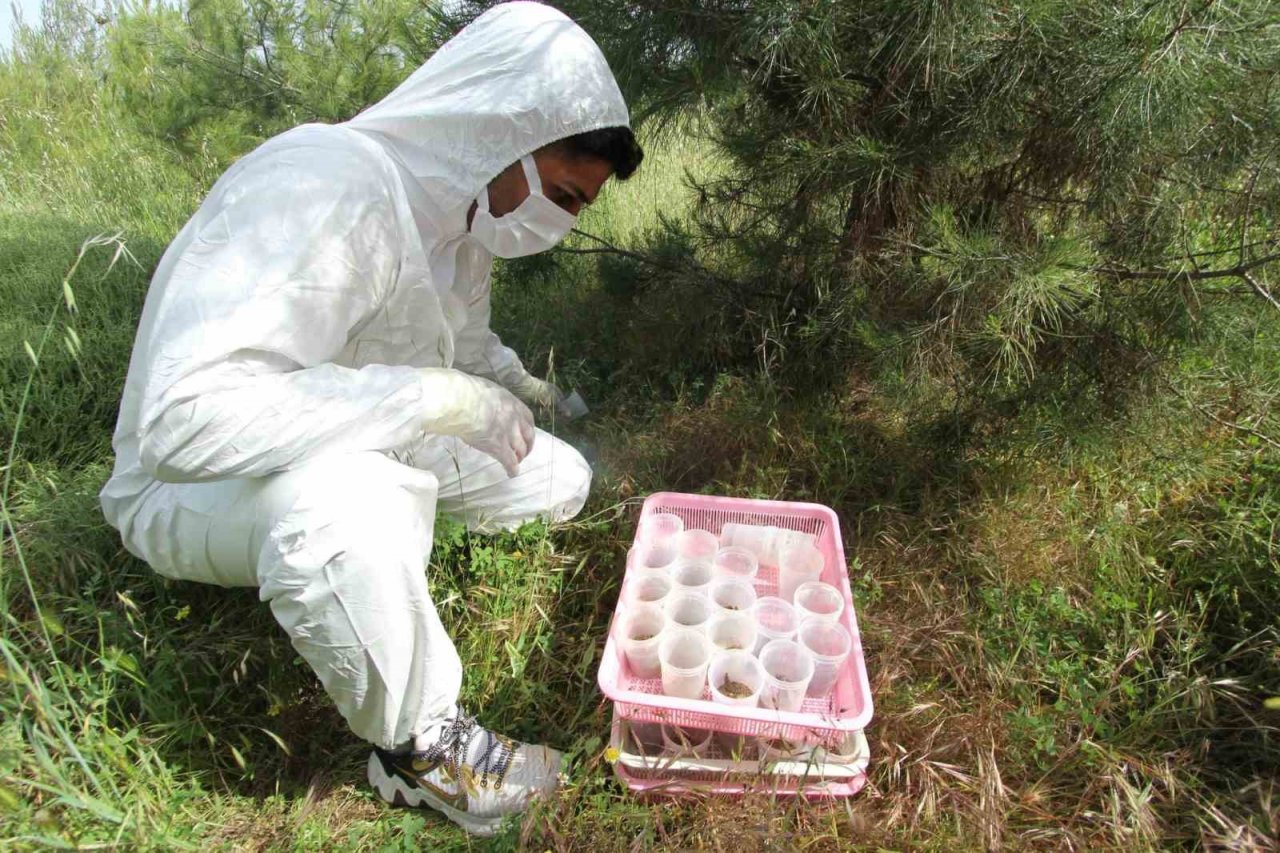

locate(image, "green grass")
(2, 31), (1279, 853)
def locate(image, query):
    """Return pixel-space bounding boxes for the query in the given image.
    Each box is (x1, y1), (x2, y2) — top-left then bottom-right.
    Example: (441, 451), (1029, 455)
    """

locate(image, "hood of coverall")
(344, 2), (630, 221)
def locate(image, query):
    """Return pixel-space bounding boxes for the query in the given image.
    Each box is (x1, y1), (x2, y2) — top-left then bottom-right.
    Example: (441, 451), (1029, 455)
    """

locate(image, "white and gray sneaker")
(367, 709), (563, 837)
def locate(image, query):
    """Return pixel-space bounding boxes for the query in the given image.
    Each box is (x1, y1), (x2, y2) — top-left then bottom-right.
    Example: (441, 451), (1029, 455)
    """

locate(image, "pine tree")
(523, 0), (1280, 402)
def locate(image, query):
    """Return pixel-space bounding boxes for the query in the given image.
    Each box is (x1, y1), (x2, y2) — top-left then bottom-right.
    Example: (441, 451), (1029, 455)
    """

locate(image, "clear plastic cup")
(664, 592), (713, 632)
(645, 537), (686, 571)
(712, 546), (759, 582)
(661, 725), (712, 757)
(623, 720), (665, 756)
(716, 732), (758, 761)
(624, 569), (673, 609)
(752, 596), (799, 654)
(708, 649), (765, 707)
(669, 559), (713, 596)
(798, 618), (852, 698)
(720, 524), (816, 568)
(719, 523), (773, 562)
(759, 737), (810, 764)
(640, 512), (684, 543)
(675, 529), (719, 564)
(793, 581), (844, 623)
(707, 611), (757, 652)
(618, 603), (666, 679)
(709, 577), (757, 614)
(658, 629), (713, 699)
(778, 541), (824, 602)
(758, 639), (814, 712)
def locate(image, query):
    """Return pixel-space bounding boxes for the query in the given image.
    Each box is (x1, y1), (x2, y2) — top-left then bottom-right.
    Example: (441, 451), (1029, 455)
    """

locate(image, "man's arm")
(134, 148), (524, 482)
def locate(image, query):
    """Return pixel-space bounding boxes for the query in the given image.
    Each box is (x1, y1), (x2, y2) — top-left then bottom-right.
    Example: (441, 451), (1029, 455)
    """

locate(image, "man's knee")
(256, 452), (440, 591)
(543, 440), (592, 522)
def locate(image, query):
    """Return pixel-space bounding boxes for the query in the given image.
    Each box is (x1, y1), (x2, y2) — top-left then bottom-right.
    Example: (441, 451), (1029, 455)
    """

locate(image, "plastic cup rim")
(798, 618), (852, 659)
(659, 628), (712, 672)
(758, 638), (815, 684)
(794, 580), (842, 608)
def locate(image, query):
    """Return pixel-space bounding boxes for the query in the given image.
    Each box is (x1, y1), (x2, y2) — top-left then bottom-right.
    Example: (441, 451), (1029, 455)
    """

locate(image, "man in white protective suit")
(98, 2), (641, 837)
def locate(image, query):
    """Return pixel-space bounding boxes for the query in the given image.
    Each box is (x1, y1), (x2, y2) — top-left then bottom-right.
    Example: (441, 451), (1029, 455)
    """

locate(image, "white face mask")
(469, 155), (577, 258)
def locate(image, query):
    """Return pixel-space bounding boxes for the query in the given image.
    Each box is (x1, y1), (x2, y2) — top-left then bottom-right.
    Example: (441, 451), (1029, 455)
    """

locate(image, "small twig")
(1085, 250), (1280, 282)
(1242, 272), (1280, 312)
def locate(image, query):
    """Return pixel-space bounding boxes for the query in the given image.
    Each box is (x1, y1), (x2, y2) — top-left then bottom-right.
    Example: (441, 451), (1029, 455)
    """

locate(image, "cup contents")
(706, 610), (757, 653)
(619, 603), (665, 679)
(709, 576), (757, 614)
(708, 649), (764, 707)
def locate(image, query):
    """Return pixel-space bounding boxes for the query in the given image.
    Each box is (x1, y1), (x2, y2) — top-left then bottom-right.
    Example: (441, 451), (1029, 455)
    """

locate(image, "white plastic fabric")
(470, 155), (579, 258)
(99, 1), (626, 749)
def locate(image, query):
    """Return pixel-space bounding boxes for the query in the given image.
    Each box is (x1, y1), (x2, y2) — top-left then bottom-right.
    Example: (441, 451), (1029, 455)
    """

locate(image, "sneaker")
(367, 709), (563, 837)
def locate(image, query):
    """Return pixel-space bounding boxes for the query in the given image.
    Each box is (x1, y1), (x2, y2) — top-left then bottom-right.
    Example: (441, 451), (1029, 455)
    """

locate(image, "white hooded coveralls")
(99, 2), (630, 750)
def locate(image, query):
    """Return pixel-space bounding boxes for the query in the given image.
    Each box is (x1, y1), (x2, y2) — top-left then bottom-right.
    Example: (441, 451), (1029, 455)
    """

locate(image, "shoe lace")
(418, 710), (515, 790)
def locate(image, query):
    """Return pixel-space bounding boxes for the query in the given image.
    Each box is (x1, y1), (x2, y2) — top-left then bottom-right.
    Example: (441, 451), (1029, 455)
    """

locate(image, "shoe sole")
(366, 752), (504, 837)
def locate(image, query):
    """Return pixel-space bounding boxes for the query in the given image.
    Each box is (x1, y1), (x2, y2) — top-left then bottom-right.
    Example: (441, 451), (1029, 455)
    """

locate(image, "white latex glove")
(508, 373), (573, 418)
(418, 368), (535, 477)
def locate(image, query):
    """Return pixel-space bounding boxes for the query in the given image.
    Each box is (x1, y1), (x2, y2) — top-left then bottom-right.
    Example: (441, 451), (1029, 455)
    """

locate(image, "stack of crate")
(597, 492), (874, 797)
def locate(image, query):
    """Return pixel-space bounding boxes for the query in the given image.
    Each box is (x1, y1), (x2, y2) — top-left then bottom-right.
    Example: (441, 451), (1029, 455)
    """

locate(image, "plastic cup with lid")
(792, 581), (844, 624)
(777, 541), (824, 602)
(618, 603), (665, 679)
(752, 596), (799, 655)
(758, 639), (814, 712)
(712, 545), (759, 582)
(708, 649), (765, 707)
(797, 618), (852, 698)
(706, 610), (757, 653)
(658, 628), (713, 699)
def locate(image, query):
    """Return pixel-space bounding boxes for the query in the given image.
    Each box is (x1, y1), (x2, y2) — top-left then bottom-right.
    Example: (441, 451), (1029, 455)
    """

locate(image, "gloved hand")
(418, 368), (534, 477)
(508, 373), (574, 418)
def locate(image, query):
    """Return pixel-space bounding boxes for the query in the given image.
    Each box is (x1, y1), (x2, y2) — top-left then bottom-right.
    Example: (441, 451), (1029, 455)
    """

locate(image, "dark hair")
(552, 126), (644, 180)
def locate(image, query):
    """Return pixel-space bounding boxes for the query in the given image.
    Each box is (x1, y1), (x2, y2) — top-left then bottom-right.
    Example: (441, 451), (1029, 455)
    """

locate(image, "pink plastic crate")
(612, 761), (867, 798)
(598, 492), (874, 747)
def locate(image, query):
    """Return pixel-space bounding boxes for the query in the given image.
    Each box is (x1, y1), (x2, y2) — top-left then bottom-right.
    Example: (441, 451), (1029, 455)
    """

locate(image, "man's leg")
(394, 428), (592, 531)
(119, 451), (460, 749)
(117, 449), (563, 835)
